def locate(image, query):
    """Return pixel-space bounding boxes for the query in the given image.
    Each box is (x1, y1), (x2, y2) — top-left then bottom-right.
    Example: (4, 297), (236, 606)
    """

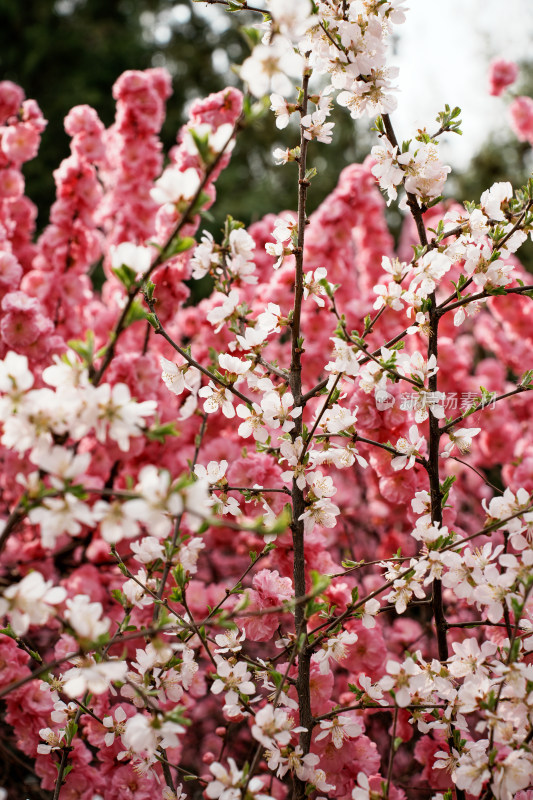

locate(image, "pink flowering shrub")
(1, 5), (533, 800)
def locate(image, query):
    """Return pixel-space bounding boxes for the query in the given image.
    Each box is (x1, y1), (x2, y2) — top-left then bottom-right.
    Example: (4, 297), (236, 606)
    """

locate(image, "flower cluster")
(1, 11), (533, 800)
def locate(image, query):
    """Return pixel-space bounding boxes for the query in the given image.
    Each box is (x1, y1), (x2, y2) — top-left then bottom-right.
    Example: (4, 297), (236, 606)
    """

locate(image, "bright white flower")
(102, 706), (128, 747)
(319, 403), (357, 434)
(315, 714), (362, 749)
(373, 281), (404, 311)
(236, 402), (268, 443)
(214, 629), (246, 654)
(383, 560), (428, 614)
(300, 110), (335, 144)
(0, 572), (66, 636)
(160, 357), (200, 397)
(256, 302), (284, 333)
(251, 704), (299, 749)
(110, 242), (152, 275)
(264, 239), (287, 270)
(325, 337), (362, 379)
(122, 713), (184, 757)
(261, 391), (301, 432)
(480, 181), (513, 221)
(190, 230), (220, 280)
(65, 595), (110, 640)
(176, 537), (205, 575)
(267, 0), (314, 41)
(313, 631), (358, 674)
(130, 536), (165, 564)
(491, 750), (533, 800)
(448, 638), (497, 679)
(37, 727), (65, 755)
(92, 382), (156, 451)
(299, 497), (340, 533)
(206, 290), (240, 333)
(361, 598), (381, 628)
(452, 740), (491, 796)
(381, 255), (407, 281)
(62, 659), (128, 698)
(270, 93), (292, 129)
(205, 758), (244, 800)
(92, 499), (141, 544)
(122, 569), (155, 608)
(227, 229), (257, 284)
(391, 425), (425, 471)
(306, 470), (337, 499)
(218, 354), (251, 376)
(379, 657), (423, 707)
(303, 267), (330, 306)
(370, 139), (404, 204)
(441, 427), (481, 458)
(398, 141), (451, 203)
(29, 443), (91, 485)
(194, 460), (228, 485)
(122, 466), (183, 539)
(150, 166), (201, 207)
(41, 350), (89, 390)
(0, 351), (34, 415)
(240, 38), (303, 99)
(199, 382), (235, 418)
(235, 326), (269, 351)
(411, 251), (452, 297)
(273, 146), (291, 165)
(28, 493), (94, 549)
(211, 657), (255, 700)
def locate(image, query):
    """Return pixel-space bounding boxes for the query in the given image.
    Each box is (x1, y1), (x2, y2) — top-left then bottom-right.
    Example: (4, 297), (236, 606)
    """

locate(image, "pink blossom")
(0, 81), (24, 124)
(0, 167), (24, 198)
(488, 58), (518, 96)
(508, 96), (533, 144)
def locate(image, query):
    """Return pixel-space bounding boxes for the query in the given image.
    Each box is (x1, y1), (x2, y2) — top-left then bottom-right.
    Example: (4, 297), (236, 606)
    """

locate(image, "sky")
(393, 0), (533, 168)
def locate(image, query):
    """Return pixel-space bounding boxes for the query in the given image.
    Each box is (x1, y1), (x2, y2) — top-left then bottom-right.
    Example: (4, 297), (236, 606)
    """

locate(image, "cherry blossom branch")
(52, 705), (84, 800)
(436, 203), (533, 312)
(182, 588), (217, 667)
(385, 706), (399, 800)
(437, 282), (533, 315)
(144, 297), (253, 406)
(314, 702), (446, 722)
(300, 373), (342, 461)
(193, 0), (269, 16)
(290, 67), (314, 791)
(447, 455), (503, 494)
(0, 498), (26, 556)
(440, 383), (532, 434)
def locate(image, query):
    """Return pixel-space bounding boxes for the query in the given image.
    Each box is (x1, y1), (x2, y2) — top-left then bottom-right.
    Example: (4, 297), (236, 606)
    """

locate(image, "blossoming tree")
(1, 3), (533, 800)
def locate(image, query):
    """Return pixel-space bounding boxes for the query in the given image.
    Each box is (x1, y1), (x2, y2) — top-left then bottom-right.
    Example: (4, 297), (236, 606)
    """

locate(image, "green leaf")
(112, 263), (138, 290)
(123, 299), (147, 328)
(145, 313), (159, 330)
(146, 420), (180, 444)
(67, 330), (95, 365)
(143, 280), (156, 302)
